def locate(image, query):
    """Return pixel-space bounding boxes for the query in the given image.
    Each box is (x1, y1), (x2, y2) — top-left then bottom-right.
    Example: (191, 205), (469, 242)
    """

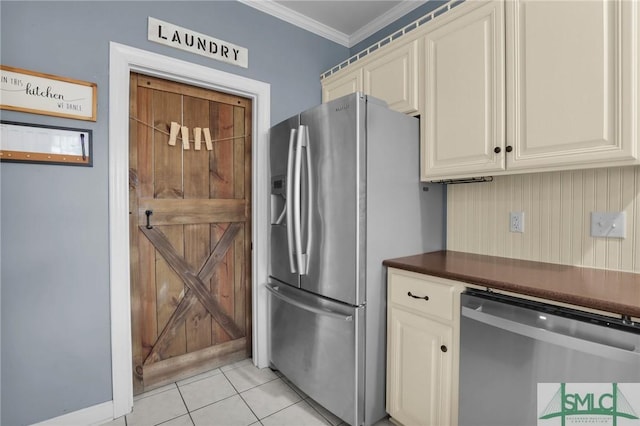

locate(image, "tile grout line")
(187, 392), (249, 418)
(303, 399), (335, 426)
(245, 394), (303, 424)
(129, 383), (186, 426)
(174, 381), (196, 426)
(282, 376), (324, 426)
(221, 368), (264, 423)
(133, 382), (179, 403)
(265, 378), (334, 426)
(278, 377), (335, 426)
(172, 364), (282, 421)
(223, 369), (308, 424)
(130, 360), (341, 426)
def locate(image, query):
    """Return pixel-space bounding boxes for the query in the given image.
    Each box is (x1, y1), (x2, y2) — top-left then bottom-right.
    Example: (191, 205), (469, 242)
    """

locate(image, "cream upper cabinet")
(363, 39), (420, 115)
(421, 0), (638, 180)
(321, 68), (362, 103)
(386, 268), (462, 426)
(321, 39), (420, 114)
(421, 1), (506, 180)
(321, 0), (638, 180)
(506, 0), (638, 171)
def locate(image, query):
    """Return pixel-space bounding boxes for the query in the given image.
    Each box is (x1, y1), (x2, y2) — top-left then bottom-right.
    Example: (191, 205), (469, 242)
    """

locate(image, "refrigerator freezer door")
(269, 115), (301, 288)
(299, 93), (365, 306)
(266, 282), (365, 426)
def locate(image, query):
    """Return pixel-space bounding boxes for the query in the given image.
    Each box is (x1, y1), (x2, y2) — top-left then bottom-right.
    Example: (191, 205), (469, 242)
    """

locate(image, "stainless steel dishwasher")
(458, 289), (640, 426)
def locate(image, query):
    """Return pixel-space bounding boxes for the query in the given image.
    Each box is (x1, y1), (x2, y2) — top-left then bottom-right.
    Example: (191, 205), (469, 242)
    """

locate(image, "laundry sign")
(148, 17), (248, 68)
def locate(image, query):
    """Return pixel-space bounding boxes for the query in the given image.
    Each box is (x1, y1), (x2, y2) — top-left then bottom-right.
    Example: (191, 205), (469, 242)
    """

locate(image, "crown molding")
(349, 0), (427, 47)
(238, 0), (350, 47)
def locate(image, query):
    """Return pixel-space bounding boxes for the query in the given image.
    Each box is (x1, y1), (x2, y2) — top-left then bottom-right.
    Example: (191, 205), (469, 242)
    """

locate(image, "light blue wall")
(0, 2), (347, 425)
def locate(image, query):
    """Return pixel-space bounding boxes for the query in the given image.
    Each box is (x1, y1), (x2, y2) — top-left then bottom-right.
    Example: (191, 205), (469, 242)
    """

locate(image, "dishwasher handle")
(462, 305), (639, 364)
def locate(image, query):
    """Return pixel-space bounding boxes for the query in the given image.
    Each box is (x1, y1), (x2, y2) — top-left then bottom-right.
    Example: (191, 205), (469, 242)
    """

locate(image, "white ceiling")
(238, 0), (428, 47)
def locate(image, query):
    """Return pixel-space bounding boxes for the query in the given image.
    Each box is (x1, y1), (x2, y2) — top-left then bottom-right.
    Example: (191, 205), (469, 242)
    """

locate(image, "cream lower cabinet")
(386, 268), (463, 426)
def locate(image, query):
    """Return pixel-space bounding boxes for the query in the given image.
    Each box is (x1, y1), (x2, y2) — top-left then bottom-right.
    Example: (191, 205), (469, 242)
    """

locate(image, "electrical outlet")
(510, 211), (524, 233)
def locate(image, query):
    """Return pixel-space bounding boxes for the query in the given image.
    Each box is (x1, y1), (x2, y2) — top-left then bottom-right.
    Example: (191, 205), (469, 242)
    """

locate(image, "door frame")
(108, 42), (270, 419)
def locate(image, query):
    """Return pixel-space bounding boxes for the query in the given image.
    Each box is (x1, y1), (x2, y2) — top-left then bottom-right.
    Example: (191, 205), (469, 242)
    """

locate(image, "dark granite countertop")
(383, 250), (640, 318)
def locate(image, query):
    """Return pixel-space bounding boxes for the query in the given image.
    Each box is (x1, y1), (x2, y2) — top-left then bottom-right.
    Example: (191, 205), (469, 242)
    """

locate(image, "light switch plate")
(591, 212), (626, 238)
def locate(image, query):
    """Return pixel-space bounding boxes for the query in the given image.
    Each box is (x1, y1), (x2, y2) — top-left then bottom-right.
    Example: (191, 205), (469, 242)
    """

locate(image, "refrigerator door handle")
(265, 283), (353, 321)
(303, 125), (313, 274)
(286, 128), (297, 274)
(293, 125), (306, 275)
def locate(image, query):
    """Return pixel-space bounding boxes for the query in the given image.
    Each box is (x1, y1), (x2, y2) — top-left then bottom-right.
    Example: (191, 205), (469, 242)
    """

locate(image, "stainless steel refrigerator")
(266, 92), (444, 426)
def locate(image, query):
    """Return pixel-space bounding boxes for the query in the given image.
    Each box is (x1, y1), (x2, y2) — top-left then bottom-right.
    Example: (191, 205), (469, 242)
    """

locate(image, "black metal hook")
(145, 210), (153, 229)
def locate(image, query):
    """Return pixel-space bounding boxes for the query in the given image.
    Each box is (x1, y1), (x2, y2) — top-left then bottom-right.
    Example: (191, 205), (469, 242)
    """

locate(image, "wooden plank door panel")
(129, 73), (252, 394)
(214, 102), (233, 346)
(211, 223), (233, 345)
(183, 95), (212, 354)
(153, 88), (185, 361)
(130, 80), (158, 394)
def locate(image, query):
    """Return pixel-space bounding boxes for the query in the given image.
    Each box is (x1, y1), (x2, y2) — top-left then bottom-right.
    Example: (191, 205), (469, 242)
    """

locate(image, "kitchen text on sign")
(0, 66), (97, 121)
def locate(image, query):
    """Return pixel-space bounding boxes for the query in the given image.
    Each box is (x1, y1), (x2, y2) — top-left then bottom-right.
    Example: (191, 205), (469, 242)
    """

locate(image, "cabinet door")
(363, 39), (420, 115)
(506, 0), (638, 171)
(387, 306), (453, 426)
(421, 1), (506, 180)
(321, 68), (363, 103)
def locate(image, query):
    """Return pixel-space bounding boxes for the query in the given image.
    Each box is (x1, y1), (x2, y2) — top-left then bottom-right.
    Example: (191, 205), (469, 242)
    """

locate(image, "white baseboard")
(31, 400), (115, 426)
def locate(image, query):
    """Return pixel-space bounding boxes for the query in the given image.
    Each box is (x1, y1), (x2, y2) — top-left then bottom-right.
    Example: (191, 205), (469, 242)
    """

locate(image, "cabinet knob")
(441, 345), (448, 353)
(505, 145), (513, 153)
(494, 147), (501, 154)
(407, 291), (429, 301)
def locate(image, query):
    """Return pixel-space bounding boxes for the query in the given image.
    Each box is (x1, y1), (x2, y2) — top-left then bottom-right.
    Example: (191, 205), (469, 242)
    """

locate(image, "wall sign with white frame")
(0, 121), (92, 167)
(148, 17), (248, 68)
(0, 65), (97, 121)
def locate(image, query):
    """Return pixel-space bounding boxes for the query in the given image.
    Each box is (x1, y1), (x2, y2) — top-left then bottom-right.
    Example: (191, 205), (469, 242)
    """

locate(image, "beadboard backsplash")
(446, 166), (640, 273)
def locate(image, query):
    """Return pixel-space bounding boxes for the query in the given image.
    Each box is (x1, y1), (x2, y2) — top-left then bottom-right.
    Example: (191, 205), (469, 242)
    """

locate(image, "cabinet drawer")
(389, 270), (455, 321)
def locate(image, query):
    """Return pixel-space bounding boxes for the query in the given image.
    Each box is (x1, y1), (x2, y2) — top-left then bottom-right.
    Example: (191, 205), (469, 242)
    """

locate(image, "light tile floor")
(102, 358), (394, 426)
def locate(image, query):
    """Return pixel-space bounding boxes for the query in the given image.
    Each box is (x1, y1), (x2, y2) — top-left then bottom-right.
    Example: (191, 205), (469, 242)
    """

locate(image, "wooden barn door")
(128, 73), (252, 394)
